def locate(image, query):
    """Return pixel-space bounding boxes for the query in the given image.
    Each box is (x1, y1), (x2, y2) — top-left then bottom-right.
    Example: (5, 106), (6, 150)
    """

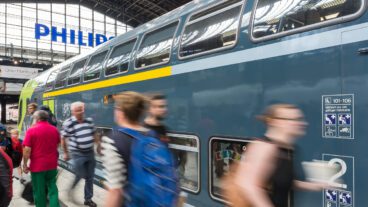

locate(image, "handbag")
(21, 182), (34, 203)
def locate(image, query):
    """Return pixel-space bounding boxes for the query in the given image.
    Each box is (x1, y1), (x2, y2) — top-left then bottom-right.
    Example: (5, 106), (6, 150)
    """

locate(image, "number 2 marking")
(328, 158), (348, 189)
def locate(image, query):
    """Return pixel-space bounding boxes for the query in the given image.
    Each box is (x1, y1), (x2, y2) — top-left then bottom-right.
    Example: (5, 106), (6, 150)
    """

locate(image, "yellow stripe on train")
(43, 66), (172, 98)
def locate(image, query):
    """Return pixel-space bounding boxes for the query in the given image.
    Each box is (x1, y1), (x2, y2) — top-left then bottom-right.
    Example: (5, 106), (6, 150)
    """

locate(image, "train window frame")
(178, 0), (244, 60)
(167, 132), (201, 194)
(249, 0), (366, 42)
(208, 136), (255, 203)
(83, 50), (109, 83)
(54, 66), (71, 89)
(45, 69), (60, 92)
(134, 20), (180, 70)
(104, 38), (137, 77)
(67, 58), (88, 86)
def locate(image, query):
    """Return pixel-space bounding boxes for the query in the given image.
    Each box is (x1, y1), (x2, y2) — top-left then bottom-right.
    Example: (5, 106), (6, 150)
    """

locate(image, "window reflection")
(68, 59), (86, 85)
(105, 40), (135, 76)
(45, 69), (59, 91)
(135, 22), (178, 69)
(210, 138), (249, 200)
(179, 3), (242, 58)
(84, 51), (108, 81)
(168, 133), (200, 193)
(54, 67), (70, 89)
(253, 0), (361, 38)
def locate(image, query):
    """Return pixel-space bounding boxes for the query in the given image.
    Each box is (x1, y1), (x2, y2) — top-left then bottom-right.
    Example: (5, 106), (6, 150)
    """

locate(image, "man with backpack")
(102, 91), (179, 207)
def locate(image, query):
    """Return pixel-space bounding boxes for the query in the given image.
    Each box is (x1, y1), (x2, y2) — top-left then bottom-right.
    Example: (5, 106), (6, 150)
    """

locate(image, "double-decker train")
(18, 0), (367, 206)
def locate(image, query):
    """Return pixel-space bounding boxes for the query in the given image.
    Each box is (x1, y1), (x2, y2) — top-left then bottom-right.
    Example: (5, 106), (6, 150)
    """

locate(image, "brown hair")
(257, 104), (298, 124)
(147, 93), (166, 101)
(28, 103), (38, 109)
(114, 91), (147, 123)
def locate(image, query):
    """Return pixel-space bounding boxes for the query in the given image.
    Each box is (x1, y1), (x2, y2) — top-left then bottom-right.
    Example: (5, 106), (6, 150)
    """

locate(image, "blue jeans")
(71, 151), (96, 201)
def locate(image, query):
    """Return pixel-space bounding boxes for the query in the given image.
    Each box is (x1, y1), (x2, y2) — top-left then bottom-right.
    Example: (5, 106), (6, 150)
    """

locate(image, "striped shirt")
(61, 116), (96, 152)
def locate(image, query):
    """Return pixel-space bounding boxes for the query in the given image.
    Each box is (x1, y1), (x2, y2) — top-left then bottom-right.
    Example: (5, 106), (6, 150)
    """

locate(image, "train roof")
(32, 0), (219, 82)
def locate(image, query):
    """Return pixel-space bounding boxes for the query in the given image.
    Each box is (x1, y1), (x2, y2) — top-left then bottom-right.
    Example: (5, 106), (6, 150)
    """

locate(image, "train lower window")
(252, 0), (363, 39)
(179, 0), (243, 58)
(167, 133), (200, 193)
(105, 39), (136, 76)
(135, 21), (178, 69)
(209, 137), (251, 202)
(84, 51), (108, 82)
(54, 66), (70, 89)
(68, 59), (87, 85)
(45, 69), (59, 91)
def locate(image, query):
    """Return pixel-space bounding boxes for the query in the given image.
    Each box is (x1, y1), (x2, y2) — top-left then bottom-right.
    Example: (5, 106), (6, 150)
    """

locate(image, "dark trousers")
(71, 151), (96, 201)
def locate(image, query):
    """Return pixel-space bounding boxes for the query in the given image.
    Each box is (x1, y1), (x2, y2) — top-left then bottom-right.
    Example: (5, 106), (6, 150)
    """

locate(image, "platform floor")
(10, 168), (106, 207)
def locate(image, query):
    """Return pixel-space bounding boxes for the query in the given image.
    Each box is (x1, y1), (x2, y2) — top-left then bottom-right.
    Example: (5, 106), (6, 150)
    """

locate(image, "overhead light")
(13, 60), (18, 65)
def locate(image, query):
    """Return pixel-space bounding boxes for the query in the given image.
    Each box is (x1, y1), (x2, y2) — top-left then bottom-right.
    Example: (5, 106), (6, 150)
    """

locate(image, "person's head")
(258, 104), (307, 141)
(39, 105), (51, 113)
(10, 129), (19, 139)
(71, 101), (85, 121)
(147, 93), (167, 121)
(27, 103), (38, 115)
(0, 124), (6, 138)
(114, 91), (146, 125)
(33, 110), (49, 123)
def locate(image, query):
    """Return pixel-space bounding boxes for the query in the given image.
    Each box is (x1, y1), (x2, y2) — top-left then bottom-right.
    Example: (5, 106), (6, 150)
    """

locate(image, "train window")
(84, 51), (109, 82)
(135, 22), (178, 69)
(68, 59), (87, 85)
(105, 39), (136, 76)
(179, 0), (243, 58)
(54, 66), (70, 89)
(168, 133), (200, 193)
(252, 0), (362, 39)
(209, 137), (251, 201)
(45, 69), (59, 91)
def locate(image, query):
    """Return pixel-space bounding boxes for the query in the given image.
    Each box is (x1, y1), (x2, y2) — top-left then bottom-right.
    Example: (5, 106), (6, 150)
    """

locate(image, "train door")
(42, 99), (55, 114)
(336, 23), (368, 207)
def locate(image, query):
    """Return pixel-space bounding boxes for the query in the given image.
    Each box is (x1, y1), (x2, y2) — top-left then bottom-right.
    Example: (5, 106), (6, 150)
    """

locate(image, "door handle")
(358, 47), (368, 54)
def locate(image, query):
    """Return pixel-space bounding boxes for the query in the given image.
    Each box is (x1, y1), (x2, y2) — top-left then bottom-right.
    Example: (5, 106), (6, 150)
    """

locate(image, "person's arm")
(237, 142), (277, 207)
(294, 180), (326, 191)
(105, 188), (123, 207)
(22, 146), (31, 174)
(60, 121), (71, 161)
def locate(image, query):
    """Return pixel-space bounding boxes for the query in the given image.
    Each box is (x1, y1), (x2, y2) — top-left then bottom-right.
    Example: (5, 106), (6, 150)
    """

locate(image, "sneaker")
(84, 200), (97, 207)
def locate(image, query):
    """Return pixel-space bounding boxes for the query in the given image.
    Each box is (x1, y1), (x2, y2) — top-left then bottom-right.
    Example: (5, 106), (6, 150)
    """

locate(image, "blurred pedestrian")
(22, 110), (60, 207)
(103, 91), (179, 207)
(39, 105), (58, 127)
(223, 104), (324, 207)
(23, 103), (37, 130)
(0, 146), (13, 207)
(61, 101), (101, 207)
(10, 129), (24, 183)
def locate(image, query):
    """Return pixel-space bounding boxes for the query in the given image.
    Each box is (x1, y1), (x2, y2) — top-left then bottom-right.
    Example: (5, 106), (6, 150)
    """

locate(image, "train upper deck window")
(54, 66), (70, 89)
(179, 0), (243, 58)
(252, 0), (362, 39)
(68, 59), (87, 85)
(45, 70), (59, 91)
(105, 39), (136, 76)
(167, 133), (200, 193)
(209, 137), (251, 202)
(84, 51), (108, 82)
(135, 22), (178, 69)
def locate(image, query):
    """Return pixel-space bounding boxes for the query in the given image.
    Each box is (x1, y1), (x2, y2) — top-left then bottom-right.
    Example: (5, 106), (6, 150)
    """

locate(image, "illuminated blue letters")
(35, 23), (113, 47)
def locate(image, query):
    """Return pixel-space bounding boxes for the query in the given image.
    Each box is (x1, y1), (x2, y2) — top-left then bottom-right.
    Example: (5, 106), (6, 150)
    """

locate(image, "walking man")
(22, 110), (60, 207)
(61, 101), (101, 207)
(23, 103), (37, 130)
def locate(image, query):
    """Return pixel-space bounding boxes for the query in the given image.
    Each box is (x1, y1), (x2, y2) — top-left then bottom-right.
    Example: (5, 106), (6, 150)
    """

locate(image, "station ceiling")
(4, 0), (192, 27)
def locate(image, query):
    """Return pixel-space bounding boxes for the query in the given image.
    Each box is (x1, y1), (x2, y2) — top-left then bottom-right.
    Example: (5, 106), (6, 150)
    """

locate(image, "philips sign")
(35, 23), (114, 47)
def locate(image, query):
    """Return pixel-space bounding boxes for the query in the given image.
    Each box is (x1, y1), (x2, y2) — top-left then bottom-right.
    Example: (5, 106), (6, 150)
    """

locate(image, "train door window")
(105, 39), (136, 76)
(179, 0), (243, 58)
(252, 0), (363, 40)
(54, 66), (70, 89)
(209, 137), (251, 201)
(45, 69), (59, 91)
(84, 51), (109, 82)
(167, 133), (200, 193)
(135, 21), (178, 69)
(68, 59), (87, 85)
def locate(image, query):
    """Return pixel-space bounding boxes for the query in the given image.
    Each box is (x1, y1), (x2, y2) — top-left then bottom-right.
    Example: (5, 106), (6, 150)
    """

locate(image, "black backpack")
(4, 138), (22, 168)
